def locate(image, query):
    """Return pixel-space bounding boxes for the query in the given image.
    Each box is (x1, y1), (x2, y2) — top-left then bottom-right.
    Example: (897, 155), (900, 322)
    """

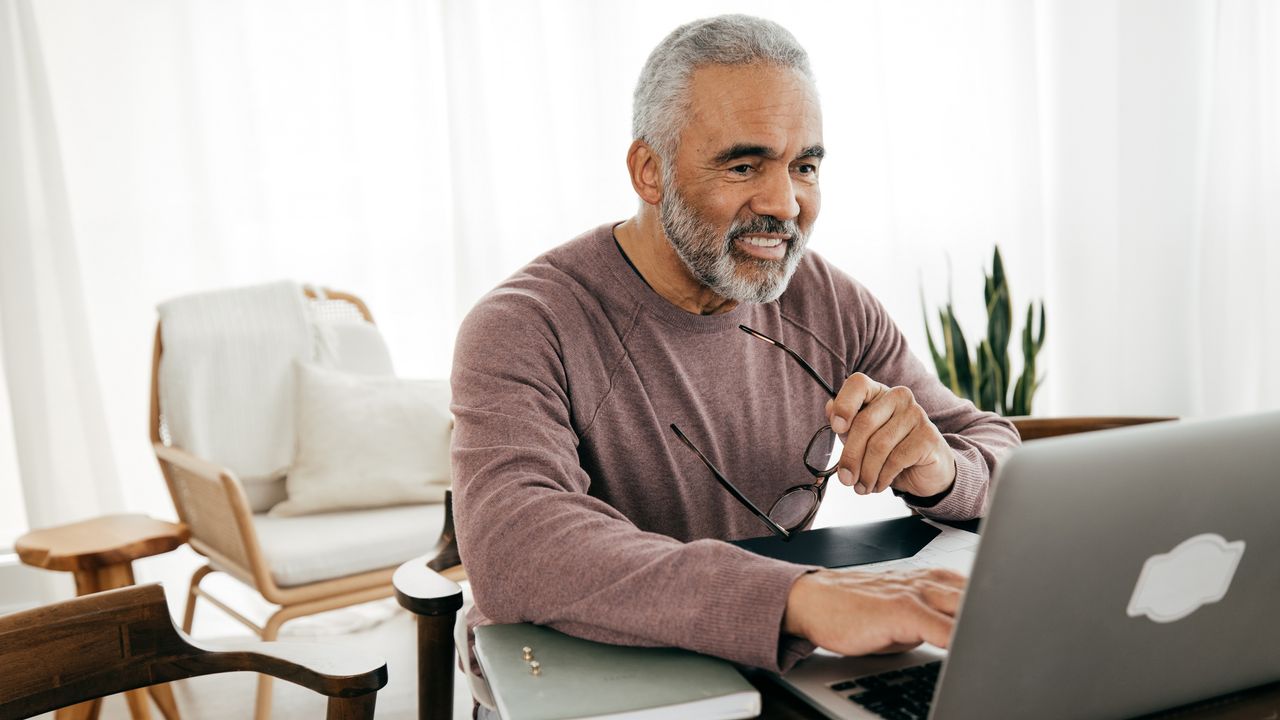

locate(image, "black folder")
(730, 516), (941, 568)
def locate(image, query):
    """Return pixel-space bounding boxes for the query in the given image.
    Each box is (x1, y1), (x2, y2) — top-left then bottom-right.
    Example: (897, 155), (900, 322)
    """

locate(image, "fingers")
(873, 424), (936, 493)
(791, 568), (967, 656)
(879, 571), (966, 616)
(904, 601), (957, 649)
(923, 567), (967, 590)
(828, 374), (956, 497)
(861, 414), (919, 494)
(900, 573), (964, 648)
(828, 373), (887, 434)
(870, 641), (923, 656)
(831, 380), (917, 493)
(876, 590), (958, 651)
(918, 580), (963, 616)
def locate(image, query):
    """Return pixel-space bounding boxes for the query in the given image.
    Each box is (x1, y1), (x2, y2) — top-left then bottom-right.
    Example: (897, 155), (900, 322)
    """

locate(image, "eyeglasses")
(669, 324), (839, 540)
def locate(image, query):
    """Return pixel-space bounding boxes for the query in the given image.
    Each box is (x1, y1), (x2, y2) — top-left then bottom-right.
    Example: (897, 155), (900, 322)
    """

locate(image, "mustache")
(726, 215), (802, 244)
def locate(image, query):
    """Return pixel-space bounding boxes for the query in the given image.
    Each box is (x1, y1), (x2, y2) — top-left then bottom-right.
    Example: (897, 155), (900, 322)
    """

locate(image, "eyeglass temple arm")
(738, 325), (837, 398)
(669, 424), (791, 540)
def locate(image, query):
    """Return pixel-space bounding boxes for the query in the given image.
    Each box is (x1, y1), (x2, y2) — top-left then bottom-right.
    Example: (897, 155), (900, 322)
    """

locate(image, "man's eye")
(729, 164), (753, 175)
(796, 163), (818, 175)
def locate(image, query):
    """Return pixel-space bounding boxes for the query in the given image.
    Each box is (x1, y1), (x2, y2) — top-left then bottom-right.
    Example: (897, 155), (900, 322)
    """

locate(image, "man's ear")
(626, 139), (664, 207)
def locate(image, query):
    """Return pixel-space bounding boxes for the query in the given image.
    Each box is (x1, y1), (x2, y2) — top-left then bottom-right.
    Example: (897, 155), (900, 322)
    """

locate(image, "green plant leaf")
(940, 308), (961, 397)
(1011, 370), (1028, 416)
(947, 305), (974, 399)
(981, 339), (1005, 414)
(920, 287), (951, 386)
(1035, 301), (1047, 352)
(992, 246), (1006, 298)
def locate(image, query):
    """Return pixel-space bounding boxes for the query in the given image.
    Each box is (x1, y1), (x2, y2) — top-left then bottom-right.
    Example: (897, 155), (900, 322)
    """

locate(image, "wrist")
(783, 570), (824, 639)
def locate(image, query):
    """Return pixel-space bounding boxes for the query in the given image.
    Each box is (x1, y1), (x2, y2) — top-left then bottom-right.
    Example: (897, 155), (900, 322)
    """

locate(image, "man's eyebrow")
(710, 143), (826, 165)
(797, 145), (825, 160)
(711, 144), (779, 165)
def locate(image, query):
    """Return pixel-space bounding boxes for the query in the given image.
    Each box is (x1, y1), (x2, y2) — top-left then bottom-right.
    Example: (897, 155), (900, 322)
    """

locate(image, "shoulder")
(456, 224), (632, 357)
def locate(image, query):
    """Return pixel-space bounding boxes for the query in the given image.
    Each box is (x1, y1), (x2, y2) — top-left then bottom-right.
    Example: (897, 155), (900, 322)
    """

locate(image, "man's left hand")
(825, 373), (957, 497)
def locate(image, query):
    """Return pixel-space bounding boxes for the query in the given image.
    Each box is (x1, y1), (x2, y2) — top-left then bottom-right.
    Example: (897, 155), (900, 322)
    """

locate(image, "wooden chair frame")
(149, 287), (463, 720)
(0, 584), (386, 719)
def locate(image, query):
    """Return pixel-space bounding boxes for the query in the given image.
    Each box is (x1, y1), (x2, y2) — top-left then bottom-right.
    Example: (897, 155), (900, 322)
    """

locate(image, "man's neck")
(614, 214), (738, 316)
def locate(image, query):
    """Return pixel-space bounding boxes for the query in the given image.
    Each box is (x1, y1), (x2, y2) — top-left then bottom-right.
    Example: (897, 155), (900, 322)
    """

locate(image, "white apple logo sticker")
(1127, 533), (1246, 623)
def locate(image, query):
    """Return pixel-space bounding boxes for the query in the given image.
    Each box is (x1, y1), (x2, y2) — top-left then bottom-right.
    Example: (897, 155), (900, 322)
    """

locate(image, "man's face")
(660, 63), (823, 304)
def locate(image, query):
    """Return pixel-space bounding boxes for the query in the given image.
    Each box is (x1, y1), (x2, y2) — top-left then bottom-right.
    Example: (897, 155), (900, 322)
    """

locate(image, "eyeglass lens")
(769, 488), (819, 529)
(804, 425), (839, 476)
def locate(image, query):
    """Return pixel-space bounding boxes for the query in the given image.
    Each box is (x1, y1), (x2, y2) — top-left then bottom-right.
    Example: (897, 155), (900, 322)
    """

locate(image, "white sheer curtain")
(1, 0), (123, 545)
(1, 0), (1278, 539)
(1193, 0), (1280, 416)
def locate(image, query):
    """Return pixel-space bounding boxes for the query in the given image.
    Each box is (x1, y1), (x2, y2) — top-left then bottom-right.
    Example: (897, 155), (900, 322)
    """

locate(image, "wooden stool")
(16, 514), (191, 720)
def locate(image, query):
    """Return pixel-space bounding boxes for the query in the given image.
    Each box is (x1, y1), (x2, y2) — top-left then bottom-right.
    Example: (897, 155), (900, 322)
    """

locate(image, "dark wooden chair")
(1010, 416), (1176, 441)
(393, 489), (466, 720)
(0, 584), (387, 720)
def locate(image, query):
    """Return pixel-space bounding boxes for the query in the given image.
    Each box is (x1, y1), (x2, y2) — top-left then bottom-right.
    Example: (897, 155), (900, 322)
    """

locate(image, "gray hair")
(632, 15), (814, 162)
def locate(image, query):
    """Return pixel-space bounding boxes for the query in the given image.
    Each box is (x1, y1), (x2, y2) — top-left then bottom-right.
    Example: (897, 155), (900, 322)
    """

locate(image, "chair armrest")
(196, 637), (387, 698)
(393, 555), (464, 720)
(153, 442), (230, 482)
(393, 555), (464, 616)
(152, 442), (271, 589)
(0, 584), (385, 718)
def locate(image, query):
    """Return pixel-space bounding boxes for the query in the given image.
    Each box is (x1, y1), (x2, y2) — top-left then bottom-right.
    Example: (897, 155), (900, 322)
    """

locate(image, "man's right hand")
(783, 568), (966, 655)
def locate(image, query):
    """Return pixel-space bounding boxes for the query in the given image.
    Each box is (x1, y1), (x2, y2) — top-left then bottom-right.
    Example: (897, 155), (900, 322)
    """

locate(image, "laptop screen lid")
(931, 410), (1280, 719)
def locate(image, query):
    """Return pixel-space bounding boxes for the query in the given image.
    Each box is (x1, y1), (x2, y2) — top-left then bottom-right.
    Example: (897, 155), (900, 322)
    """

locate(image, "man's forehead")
(682, 63), (823, 155)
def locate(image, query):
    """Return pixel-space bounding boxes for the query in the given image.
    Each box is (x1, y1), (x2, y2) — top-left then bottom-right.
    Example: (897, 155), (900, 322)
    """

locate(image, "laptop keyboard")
(829, 660), (942, 719)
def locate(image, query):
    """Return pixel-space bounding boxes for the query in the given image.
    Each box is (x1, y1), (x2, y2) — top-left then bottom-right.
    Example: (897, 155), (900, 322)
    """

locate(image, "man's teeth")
(740, 236), (785, 248)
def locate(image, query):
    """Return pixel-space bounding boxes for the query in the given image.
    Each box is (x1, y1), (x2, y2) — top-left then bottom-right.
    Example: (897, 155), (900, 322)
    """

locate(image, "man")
(451, 13), (1019, 693)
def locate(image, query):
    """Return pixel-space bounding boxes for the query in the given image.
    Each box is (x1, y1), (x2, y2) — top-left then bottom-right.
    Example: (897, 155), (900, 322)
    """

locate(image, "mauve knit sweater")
(451, 223), (1019, 673)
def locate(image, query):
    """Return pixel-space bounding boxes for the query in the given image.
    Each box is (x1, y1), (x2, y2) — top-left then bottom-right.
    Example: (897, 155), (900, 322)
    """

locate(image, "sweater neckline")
(596, 222), (753, 335)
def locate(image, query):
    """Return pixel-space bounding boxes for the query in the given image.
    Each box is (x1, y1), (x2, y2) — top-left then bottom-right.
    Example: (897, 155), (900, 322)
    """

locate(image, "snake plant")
(921, 247), (1045, 416)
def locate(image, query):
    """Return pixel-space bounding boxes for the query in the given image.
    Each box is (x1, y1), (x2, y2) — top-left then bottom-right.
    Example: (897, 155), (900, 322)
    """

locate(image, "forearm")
(457, 474), (818, 671)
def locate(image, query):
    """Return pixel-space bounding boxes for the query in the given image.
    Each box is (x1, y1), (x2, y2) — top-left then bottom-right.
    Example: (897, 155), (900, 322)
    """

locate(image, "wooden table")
(16, 513), (190, 720)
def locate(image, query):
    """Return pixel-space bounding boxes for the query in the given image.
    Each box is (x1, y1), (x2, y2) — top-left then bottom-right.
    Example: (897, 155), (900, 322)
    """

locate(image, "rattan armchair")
(149, 286), (464, 720)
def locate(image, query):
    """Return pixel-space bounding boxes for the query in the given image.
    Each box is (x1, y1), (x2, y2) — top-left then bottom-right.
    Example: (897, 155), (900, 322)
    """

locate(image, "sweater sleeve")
(451, 290), (818, 673)
(848, 282), (1021, 520)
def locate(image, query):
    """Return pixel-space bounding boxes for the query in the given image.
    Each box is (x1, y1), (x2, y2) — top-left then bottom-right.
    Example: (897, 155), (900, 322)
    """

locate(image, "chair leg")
(56, 698), (101, 720)
(125, 689), (153, 719)
(325, 693), (377, 720)
(416, 613), (457, 720)
(253, 607), (294, 720)
(254, 674), (274, 720)
(182, 564), (214, 634)
(149, 683), (182, 720)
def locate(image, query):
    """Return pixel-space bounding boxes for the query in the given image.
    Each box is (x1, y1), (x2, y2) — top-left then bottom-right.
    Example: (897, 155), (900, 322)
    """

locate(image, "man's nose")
(750, 167), (801, 221)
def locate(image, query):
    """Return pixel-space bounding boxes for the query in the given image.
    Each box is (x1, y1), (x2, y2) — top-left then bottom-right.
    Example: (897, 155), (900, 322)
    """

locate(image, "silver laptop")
(779, 410), (1280, 719)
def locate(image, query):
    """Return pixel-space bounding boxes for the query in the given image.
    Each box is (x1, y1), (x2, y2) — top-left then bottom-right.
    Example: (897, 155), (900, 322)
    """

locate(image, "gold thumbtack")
(529, 660), (541, 676)
(522, 646), (534, 661)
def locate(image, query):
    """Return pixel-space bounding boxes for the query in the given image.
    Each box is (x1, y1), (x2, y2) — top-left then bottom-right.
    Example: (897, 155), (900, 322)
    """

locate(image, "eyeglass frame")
(669, 324), (841, 541)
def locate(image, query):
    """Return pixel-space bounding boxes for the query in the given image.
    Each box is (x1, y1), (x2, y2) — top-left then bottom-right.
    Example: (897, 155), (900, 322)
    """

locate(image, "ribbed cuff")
(904, 445), (989, 520)
(700, 546), (820, 673)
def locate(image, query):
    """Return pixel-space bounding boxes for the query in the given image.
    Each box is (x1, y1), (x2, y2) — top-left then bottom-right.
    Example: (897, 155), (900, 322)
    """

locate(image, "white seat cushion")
(253, 503), (445, 587)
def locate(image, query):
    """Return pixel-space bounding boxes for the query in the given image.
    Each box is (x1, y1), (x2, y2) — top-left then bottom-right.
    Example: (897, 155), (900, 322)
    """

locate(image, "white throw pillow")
(270, 362), (452, 517)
